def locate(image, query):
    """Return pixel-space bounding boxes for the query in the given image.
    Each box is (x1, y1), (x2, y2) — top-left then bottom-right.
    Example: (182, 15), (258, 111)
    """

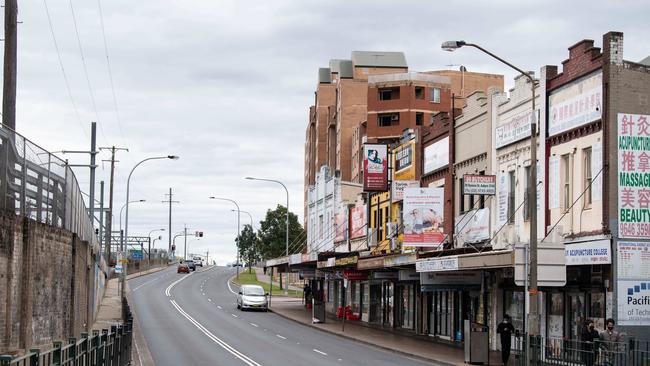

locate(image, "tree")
(257, 204), (305, 260)
(235, 224), (260, 273)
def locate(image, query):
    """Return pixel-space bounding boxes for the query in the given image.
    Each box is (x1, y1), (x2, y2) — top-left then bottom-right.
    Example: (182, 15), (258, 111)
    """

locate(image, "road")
(128, 266), (430, 366)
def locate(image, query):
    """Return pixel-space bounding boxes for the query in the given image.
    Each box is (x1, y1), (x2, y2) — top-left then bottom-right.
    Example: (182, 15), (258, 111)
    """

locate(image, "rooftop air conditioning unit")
(391, 114), (399, 121)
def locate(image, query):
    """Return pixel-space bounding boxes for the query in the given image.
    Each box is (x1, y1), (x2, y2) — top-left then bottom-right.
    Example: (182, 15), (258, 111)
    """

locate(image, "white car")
(192, 256), (204, 267)
(237, 285), (268, 311)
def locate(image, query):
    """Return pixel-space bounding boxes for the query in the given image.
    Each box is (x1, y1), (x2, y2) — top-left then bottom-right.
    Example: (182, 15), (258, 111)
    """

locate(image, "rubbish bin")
(464, 320), (489, 364)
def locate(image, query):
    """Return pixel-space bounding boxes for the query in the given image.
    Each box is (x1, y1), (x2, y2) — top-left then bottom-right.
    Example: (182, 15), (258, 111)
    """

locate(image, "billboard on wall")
(618, 113), (650, 239)
(403, 187), (445, 248)
(423, 137), (449, 174)
(350, 204), (366, 239)
(334, 205), (348, 243)
(454, 208), (490, 245)
(463, 175), (496, 195)
(617, 242), (650, 325)
(363, 144), (388, 191)
(495, 111), (532, 148)
(548, 71), (602, 136)
(394, 139), (416, 180)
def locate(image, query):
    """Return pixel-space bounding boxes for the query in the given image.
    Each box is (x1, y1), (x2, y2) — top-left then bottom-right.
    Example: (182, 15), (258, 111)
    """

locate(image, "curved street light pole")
(122, 155), (178, 305)
(119, 199), (145, 239)
(245, 177), (289, 294)
(209, 196), (241, 278)
(442, 40), (539, 361)
(146, 228), (165, 263)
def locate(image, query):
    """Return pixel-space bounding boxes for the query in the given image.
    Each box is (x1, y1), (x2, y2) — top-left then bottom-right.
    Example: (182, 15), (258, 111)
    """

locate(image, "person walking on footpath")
(497, 314), (516, 365)
(582, 320), (600, 366)
(600, 318), (622, 365)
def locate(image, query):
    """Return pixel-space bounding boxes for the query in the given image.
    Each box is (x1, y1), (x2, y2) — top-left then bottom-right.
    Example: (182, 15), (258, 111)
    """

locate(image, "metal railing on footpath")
(0, 125), (98, 247)
(512, 334), (650, 366)
(0, 299), (133, 366)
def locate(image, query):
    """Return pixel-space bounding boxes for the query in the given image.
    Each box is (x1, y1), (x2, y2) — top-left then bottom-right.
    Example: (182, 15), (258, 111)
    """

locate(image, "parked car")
(192, 256), (204, 267)
(237, 285), (268, 311)
(184, 259), (196, 271)
(177, 262), (190, 274)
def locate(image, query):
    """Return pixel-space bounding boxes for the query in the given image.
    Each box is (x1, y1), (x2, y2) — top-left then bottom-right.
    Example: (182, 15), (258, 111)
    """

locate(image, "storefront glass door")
(398, 284), (415, 329)
(434, 291), (452, 338)
(382, 282), (394, 327)
(369, 284), (382, 323)
(568, 292), (585, 340)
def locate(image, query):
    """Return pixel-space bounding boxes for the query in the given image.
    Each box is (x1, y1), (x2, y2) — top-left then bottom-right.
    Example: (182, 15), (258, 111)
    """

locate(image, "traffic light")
(171, 244), (176, 251)
(198, 231), (203, 237)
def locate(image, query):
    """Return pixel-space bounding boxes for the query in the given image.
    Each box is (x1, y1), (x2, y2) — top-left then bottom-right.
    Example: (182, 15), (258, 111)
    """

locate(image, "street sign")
(130, 250), (143, 260)
(118, 259), (128, 263)
(115, 263), (123, 273)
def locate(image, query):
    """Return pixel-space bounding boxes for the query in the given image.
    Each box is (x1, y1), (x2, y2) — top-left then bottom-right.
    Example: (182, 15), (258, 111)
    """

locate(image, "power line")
(42, 0), (88, 137)
(68, 0), (108, 143)
(96, 0), (129, 148)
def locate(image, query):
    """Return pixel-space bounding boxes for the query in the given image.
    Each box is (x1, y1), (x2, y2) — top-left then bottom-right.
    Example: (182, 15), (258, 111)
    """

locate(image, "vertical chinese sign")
(618, 113), (650, 238)
(363, 144), (388, 191)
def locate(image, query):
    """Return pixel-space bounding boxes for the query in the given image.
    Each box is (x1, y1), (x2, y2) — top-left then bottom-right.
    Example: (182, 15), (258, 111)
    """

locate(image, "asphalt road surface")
(128, 266), (431, 366)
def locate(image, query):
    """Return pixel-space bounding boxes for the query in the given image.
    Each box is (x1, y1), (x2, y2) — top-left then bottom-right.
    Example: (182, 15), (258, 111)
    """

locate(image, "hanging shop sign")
(391, 180), (420, 202)
(564, 240), (611, 265)
(363, 144), (388, 191)
(350, 204), (366, 239)
(343, 270), (368, 281)
(618, 113), (650, 239)
(416, 256), (459, 272)
(335, 256), (358, 267)
(548, 71), (602, 136)
(403, 187), (445, 247)
(462, 175), (496, 195)
(394, 139), (416, 180)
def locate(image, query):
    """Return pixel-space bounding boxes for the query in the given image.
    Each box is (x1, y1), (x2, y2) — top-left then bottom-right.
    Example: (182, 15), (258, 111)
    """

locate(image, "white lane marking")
(217, 306), (222, 309)
(338, 359), (342, 362)
(232, 314), (238, 318)
(227, 280), (237, 295)
(132, 276), (161, 292)
(313, 349), (327, 356)
(208, 299), (212, 302)
(276, 335), (286, 340)
(250, 323), (258, 327)
(169, 300), (261, 366)
(165, 273), (193, 297)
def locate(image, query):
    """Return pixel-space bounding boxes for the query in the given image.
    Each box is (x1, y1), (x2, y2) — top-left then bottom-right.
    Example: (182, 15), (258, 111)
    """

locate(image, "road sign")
(115, 263), (123, 273)
(118, 259), (128, 263)
(130, 250), (143, 260)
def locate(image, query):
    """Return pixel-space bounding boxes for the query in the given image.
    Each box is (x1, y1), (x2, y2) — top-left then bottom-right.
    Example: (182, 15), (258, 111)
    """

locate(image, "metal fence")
(0, 299), (133, 366)
(513, 335), (650, 366)
(0, 125), (97, 246)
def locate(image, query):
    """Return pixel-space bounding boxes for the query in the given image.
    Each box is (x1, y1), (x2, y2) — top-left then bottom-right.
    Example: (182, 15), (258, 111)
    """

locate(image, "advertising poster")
(549, 71), (602, 136)
(617, 241), (650, 325)
(391, 180), (420, 202)
(454, 208), (490, 245)
(618, 113), (650, 239)
(403, 187), (444, 247)
(497, 173), (509, 226)
(423, 137), (449, 174)
(463, 175), (496, 195)
(349, 204), (366, 239)
(334, 205), (348, 243)
(394, 140), (416, 180)
(363, 144), (388, 191)
(495, 111), (532, 148)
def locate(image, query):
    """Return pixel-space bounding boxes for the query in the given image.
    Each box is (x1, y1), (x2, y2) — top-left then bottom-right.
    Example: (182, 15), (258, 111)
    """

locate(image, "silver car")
(237, 285), (268, 311)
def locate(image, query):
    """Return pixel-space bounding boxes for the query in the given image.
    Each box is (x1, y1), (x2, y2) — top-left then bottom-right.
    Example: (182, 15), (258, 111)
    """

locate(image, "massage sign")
(618, 113), (650, 239)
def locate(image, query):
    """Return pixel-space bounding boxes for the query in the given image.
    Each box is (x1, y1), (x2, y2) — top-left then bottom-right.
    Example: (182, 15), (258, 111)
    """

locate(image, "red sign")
(363, 144), (388, 191)
(350, 204), (366, 239)
(343, 270), (368, 281)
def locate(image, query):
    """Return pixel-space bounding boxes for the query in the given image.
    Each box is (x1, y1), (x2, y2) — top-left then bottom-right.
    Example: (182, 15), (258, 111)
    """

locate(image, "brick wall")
(0, 210), (94, 354)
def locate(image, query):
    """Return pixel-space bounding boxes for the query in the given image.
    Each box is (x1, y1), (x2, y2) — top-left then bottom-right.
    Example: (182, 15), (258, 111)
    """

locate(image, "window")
(524, 166), (531, 221)
(583, 148), (592, 208)
(415, 87), (425, 100)
(416, 112), (424, 126)
(379, 87), (400, 101)
(319, 215), (324, 239)
(562, 154), (571, 211)
(430, 88), (441, 103)
(459, 178), (465, 213)
(378, 113), (399, 127)
(479, 171), (486, 209)
(508, 171), (515, 223)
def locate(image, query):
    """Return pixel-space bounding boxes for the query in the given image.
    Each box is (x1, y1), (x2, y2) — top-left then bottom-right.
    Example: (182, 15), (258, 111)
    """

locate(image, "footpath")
(265, 289), (503, 366)
(253, 266), (303, 292)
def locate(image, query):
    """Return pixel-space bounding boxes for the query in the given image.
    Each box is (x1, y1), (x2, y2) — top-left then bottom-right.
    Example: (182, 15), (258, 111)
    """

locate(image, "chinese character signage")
(495, 111), (532, 148)
(618, 113), (650, 239)
(617, 241), (650, 325)
(423, 137), (449, 174)
(497, 173), (509, 227)
(403, 188), (445, 248)
(363, 144), (388, 191)
(549, 71), (602, 136)
(462, 175), (496, 195)
(394, 139), (416, 180)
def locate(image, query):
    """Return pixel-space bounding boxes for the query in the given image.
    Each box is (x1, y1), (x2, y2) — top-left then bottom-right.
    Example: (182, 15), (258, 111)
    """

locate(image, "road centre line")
(169, 300), (262, 366)
(165, 273), (193, 297)
(250, 323), (258, 327)
(313, 349), (327, 356)
(276, 335), (286, 340)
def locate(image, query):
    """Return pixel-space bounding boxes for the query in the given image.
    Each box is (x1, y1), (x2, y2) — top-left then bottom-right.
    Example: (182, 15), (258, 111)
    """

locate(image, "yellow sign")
(118, 259), (129, 263)
(394, 139), (416, 181)
(335, 256), (359, 266)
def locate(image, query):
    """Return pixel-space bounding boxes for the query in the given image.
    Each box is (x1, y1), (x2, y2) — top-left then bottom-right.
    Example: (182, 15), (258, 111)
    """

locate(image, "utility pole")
(99, 146), (128, 262)
(163, 188), (179, 260)
(2, 0), (17, 130)
(89, 123), (97, 223)
(184, 225), (188, 260)
(99, 181), (104, 254)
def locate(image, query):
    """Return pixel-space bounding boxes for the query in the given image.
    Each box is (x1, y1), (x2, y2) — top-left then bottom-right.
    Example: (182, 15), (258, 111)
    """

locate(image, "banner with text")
(463, 175), (496, 195)
(363, 144), (388, 191)
(617, 241), (650, 325)
(392, 180), (420, 202)
(403, 187), (445, 248)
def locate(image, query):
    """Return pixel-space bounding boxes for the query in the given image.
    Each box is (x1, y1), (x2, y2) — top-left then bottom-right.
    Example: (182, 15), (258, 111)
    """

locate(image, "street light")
(123, 155), (179, 304)
(209, 196), (241, 278)
(232, 209), (254, 228)
(245, 176), (290, 294)
(120, 199), (146, 235)
(442, 39), (539, 353)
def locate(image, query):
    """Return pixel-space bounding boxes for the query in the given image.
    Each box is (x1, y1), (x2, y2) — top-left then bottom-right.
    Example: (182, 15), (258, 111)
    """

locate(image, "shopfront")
(371, 271), (398, 327)
(396, 269), (419, 330)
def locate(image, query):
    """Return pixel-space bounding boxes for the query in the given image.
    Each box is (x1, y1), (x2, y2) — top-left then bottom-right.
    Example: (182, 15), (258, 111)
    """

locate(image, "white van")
(192, 256), (204, 267)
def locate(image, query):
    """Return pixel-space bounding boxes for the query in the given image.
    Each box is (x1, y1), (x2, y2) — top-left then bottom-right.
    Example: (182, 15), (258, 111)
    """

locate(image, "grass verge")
(232, 270), (303, 298)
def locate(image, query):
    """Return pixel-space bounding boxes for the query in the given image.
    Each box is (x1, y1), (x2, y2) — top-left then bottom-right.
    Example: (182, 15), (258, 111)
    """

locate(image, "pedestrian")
(600, 318), (622, 365)
(497, 314), (516, 365)
(582, 320), (600, 366)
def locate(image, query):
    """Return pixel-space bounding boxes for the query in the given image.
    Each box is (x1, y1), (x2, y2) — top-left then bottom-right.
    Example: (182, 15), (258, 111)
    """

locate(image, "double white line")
(165, 271), (262, 366)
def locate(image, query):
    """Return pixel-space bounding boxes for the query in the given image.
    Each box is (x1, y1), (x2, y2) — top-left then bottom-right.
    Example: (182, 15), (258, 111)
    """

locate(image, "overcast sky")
(10, 0), (650, 264)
